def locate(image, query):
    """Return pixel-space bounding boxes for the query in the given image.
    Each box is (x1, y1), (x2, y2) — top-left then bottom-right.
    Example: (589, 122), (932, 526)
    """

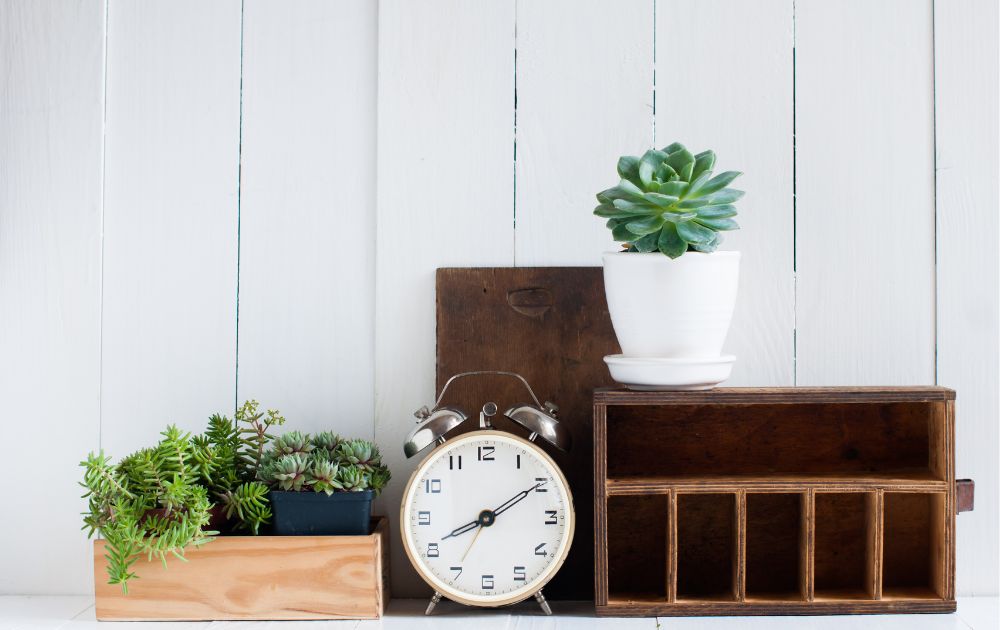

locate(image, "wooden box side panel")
(94, 519), (387, 621)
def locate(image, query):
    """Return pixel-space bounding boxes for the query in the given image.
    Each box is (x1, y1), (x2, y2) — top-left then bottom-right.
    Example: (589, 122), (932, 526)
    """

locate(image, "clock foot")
(425, 591), (443, 615)
(534, 589), (552, 615)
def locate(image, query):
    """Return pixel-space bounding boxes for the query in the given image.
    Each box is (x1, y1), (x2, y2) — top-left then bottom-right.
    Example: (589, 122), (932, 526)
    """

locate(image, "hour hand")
(441, 519), (479, 540)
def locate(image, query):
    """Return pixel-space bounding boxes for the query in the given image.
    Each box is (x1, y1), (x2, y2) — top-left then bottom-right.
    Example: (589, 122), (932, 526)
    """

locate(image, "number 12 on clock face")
(401, 431), (575, 607)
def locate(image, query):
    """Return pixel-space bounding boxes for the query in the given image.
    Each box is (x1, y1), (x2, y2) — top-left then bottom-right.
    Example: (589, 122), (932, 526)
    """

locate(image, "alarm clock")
(400, 371), (574, 615)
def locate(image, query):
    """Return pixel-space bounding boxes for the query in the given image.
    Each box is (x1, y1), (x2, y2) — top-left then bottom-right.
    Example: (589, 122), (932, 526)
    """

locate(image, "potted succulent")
(258, 432), (390, 535)
(594, 142), (742, 389)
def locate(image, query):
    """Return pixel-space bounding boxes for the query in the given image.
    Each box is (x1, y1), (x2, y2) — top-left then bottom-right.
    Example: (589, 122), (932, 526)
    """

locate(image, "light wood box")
(94, 517), (389, 620)
(594, 387), (969, 616)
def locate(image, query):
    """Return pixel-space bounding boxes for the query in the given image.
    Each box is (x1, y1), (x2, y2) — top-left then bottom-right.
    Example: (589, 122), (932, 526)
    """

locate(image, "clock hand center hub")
(477, 509), (496, 527)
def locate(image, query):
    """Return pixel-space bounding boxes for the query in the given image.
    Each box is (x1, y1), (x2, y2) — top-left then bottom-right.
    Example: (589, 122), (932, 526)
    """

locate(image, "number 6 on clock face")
(400, 431), (575, 607)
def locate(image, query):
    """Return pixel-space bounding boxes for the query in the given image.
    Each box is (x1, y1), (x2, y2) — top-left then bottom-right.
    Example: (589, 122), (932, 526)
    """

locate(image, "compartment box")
(93, 517), (390, 620)
(594, 387), (960, 616)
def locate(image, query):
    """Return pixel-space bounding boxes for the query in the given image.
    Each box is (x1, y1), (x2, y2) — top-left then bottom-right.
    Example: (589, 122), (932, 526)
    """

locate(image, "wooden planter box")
(594, 387), (972, 616)
(93, 517), (389, 620)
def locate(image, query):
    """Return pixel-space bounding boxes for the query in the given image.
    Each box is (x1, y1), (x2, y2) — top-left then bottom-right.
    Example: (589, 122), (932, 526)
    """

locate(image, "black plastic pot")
(268, 489), (374, 535)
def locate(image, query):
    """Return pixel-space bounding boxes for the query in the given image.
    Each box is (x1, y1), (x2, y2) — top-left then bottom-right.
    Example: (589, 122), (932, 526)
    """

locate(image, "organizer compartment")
(676, 493), (736, 601)
(813, 492), (874, 599)
(883, 492), (946, 599)
(606, 402), (942, 480)
(606, 494), (668, 603)
(745, 493), (804, 600)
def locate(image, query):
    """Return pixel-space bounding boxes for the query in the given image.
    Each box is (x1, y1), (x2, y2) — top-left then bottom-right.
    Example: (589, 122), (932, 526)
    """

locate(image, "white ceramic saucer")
(603, 354), (736, 391)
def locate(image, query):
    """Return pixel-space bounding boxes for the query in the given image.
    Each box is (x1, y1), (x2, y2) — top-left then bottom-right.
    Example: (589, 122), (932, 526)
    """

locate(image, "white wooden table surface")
(1, 597), (996, 630)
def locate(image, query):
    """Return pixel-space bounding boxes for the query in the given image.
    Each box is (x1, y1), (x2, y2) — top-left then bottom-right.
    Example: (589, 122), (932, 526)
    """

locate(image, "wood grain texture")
(237, 0), (376, 438)
(934, 0), (999, 597)
(373, 0), (515, 597)
(514, 0), (651, 265)
(100, 0), (241, 457)
(595, 388), (958, 615)
(795, 0), (936, 386)
(655, 0), (795, 387)
(435, 267), (620, 598)
(93, 518), (388, 620)
(0, 0), (104, 594)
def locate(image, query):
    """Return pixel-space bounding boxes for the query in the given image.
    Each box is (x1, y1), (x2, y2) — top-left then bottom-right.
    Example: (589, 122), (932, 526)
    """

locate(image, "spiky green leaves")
(596, 143), (743, 258)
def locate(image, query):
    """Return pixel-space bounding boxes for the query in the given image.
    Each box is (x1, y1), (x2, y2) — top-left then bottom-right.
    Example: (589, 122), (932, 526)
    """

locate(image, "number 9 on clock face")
(400, 430), (575, 606)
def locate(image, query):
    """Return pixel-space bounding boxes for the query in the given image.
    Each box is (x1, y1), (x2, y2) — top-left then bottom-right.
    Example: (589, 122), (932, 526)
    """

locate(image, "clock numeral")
(481, 574), (494, 590)
(477, 446), (495, 461)
(427, 543), (439, 558)
(449, 455), (462, 470)
(450, 566), (462, 580)
(516, 454), (521, 469)
(513, 566), (526, 582)
(534, 542), (548, 556)
(535, 477), (548, 492)
(417, 511), (431, 525)
(544, 510), (558, 525)
(424, 478), (442, 493)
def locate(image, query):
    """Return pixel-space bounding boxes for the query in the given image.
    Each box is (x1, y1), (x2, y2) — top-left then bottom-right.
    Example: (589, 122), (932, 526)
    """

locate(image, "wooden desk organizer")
(594, 387), (968, 616)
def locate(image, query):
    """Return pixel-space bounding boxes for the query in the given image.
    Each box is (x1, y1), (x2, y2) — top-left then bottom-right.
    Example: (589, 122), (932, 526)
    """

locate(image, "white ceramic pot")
(602, 251), (740, 358)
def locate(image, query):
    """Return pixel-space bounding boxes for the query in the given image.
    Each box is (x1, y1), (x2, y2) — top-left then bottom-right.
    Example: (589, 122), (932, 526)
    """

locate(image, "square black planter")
(268, 489), (374, 535)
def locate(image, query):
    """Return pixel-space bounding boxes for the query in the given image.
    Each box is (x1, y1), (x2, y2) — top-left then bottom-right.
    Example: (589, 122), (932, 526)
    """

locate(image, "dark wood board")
(436, 267), (620, 600)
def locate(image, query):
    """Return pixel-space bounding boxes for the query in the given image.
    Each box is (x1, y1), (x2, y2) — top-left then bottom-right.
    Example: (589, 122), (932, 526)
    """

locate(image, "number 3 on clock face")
(400, 430), (575, 607)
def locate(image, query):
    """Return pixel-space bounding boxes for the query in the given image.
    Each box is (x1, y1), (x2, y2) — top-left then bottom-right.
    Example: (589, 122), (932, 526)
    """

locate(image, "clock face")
(400, 430), (574, 606)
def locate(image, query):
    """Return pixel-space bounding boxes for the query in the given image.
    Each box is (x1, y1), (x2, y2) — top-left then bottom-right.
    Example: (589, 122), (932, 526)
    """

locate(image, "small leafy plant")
(258, 432), (391, 496)
(81, 400), (283, 592)
(594, 142), (743, 258)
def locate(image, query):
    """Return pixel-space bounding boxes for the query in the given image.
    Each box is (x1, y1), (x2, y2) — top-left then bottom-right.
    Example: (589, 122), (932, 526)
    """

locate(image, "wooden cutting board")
(436, 267), (621, 600)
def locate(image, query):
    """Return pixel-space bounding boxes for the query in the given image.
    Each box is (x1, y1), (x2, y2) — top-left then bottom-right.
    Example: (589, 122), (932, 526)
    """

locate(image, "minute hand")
(493, 481), (545, 518)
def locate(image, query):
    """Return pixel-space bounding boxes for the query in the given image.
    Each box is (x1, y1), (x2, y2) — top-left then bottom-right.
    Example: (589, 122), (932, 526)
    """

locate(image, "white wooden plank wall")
(237, 0), (376, 439)
(514, 0), (651, 265)
(655, 0), (795, 387)
(933, 0), (999, 596)
(100, 0), (242, 459)
(373, 0), (517, 597)
(795, 0), (937, 386)
(0, 0), (995, 598)
(0, 0), (105, 594)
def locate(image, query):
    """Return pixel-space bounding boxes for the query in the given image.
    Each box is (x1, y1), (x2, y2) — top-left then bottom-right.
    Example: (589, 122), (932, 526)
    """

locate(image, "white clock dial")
(401, 430), (574, 606)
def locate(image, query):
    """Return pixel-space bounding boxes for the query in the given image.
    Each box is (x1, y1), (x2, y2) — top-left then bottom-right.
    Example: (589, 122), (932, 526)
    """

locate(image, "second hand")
(461, 525), (484, 561)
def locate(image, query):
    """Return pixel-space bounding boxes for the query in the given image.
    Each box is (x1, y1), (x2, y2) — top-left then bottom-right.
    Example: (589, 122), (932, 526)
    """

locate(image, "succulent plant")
(258, 432), (391, 496)
(273, 431), (314, 457)
(336, 439), (382, 471)
(594, 142), (743, 258)
(264, 454), (311, 492)
(308, 459), (340, 495)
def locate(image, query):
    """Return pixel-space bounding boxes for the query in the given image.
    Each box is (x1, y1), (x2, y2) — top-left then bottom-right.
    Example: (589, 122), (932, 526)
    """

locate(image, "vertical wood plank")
(667, 490), (678, 603)
(734, 491), (747, 602)
(655, 0), (795, 387)
(865, 490), (884, 599)
(514, 0), (652, 265)
(800, 490), (815, 601)
(0, 0), (104, 594)
(237, 0), (376, 438)
(795, 0), (936, 385)
(374, 0), (515, 596)
(934, 0), (999, 597)
(593, 403), (608, 606)
(101, 0), (242, 455)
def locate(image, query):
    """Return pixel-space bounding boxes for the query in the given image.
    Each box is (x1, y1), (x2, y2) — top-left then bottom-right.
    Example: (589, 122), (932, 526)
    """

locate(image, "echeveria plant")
(594, 142), (743, 258)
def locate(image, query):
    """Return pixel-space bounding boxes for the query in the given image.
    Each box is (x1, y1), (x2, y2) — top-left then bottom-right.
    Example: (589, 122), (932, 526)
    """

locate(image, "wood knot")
(507, 287), (553, 319)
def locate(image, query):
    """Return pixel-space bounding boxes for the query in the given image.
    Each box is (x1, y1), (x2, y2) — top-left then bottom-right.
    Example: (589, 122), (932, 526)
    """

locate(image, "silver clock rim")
(399, 429), (576, 608)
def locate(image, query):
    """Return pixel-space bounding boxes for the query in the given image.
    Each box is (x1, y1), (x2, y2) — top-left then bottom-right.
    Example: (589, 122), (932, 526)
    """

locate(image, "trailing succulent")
(80, 400), (284, 592)
(258, 433), (391, 496)
(594, 142), (743, 258)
